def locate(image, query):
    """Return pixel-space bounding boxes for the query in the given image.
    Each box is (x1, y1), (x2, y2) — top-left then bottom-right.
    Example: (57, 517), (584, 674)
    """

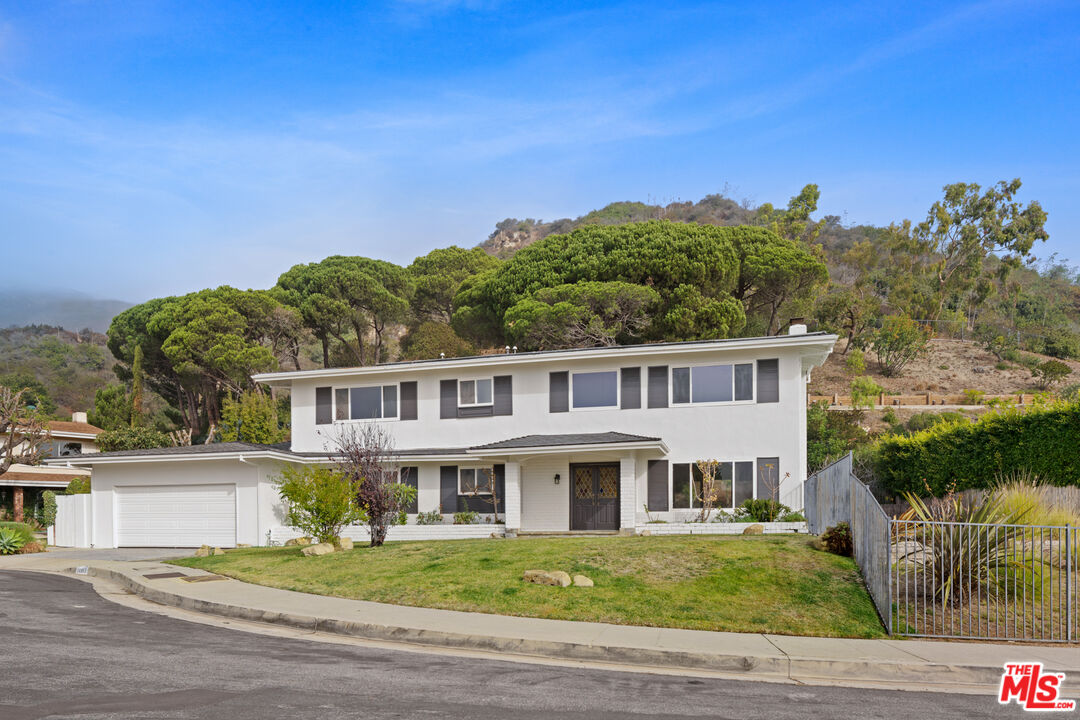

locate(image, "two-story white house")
(49, 329), (836, 548)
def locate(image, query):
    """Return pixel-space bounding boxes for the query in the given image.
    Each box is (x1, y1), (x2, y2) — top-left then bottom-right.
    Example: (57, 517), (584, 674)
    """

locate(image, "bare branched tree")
(694, 459), (725, 523)
(461, 467), (500, 523)
(331, 424), (413, 547)
(0, 387), (50, 477)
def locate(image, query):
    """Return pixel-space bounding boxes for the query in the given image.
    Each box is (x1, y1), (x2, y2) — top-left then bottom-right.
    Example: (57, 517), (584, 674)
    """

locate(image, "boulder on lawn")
(194, 545), (211, 557)
(742, 524), (764, 536)
(284, 537), (312, 547)
(334, 537), (354, 551)
(301, 542), (335, 557)
(211, 547), (225, 556)
(523, 569), (572, 587)
(236, 543), (251, 548)
(572, 574), (594, 587)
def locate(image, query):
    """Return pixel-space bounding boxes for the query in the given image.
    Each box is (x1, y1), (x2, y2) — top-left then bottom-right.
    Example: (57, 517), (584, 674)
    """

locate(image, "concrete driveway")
(0, 547), (191, 571)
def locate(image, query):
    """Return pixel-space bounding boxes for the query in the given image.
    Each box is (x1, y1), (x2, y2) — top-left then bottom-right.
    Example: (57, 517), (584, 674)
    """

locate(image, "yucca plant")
(0, 527), (25, 555)
(902, 491), (1032, 606)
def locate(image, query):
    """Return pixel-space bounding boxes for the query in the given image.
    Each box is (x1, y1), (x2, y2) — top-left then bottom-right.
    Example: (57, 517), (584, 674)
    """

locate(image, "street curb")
(88, 565), (1008, 690)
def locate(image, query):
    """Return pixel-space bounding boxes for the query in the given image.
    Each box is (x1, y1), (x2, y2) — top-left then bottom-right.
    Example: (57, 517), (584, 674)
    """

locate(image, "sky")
(1, 0), (1078, 303)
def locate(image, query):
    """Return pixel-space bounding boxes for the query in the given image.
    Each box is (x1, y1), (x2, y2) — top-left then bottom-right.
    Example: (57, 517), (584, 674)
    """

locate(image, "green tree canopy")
(88, 384), (131, 431)
(452, 221), (750, 344)
(399, 321), (476, 361)
(0, 372), (56, 416)
(503, 281), (661, 349)
(275, 256), (412, 366)
(408, 246), (500, 323)
(219, 390), (289, 444)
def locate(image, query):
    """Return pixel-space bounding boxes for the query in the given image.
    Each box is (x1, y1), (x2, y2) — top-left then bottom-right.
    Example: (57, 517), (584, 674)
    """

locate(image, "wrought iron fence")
(805, 454), (1078, 642)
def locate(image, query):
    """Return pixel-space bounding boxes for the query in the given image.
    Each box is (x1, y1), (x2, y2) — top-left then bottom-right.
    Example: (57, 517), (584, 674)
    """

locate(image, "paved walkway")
(4, 548), (1078, 694)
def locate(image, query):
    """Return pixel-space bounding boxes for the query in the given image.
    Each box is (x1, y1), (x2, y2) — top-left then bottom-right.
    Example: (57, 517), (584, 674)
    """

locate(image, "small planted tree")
(871, 315), (932, 377)
(40, 491), (57, 529)
(0, 387), (49, 480)
(460, 466), (501, 522)
(693, 459), (724, 523)
(275, 465), (364, 544)
(333, 424), (415, 547)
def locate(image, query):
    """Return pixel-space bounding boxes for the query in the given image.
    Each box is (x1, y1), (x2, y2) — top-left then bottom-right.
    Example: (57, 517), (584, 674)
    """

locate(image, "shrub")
(992, 471), (1080, 527)
(738, 498), (790, 522)
(975, 325), (1016, 360)
(870, 315), (931, 377)
(1031, 359), (1072, 390)
(0, 527), (25, 555)
(97, 427), (173, 452)
(821, 523), (852, 556)
(905, 411), (967, 434)
(874, 401), (1080, 496)
(275, 465), (365, 544)
(453, 510), (480, 525)
(1017, 353), (1042, 370)
(806, 403), (869, 473)
(779, 510), (806, 522)
(850, 376), (883, 409)
(40, 491), (57, 528)
(881, 408), (898, 426)
(995, 361), (1012, 371)
(960, 389), (984, 405)
(1030, 328), (1080, 360)
(65, 477), (90, 494)
(844, 349), (866, 375)
(1058, 382), (1080, 401)
(0, 521), (35, 545)
(416, 509), (444, 525)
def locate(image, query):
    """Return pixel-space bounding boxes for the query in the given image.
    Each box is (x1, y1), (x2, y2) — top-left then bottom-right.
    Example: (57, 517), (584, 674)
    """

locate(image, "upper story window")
(572, 370), (618, 409)
(458, 378), (493, 408)
(672, 363), (754, 404)
(336, 385), (397, 420)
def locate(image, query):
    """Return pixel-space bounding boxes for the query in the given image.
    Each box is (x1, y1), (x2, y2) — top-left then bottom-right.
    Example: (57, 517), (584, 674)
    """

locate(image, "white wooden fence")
(50, 494), (92, 548)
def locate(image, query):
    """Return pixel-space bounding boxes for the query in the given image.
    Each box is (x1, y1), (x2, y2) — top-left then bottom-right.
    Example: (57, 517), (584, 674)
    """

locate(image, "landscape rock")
(639, 529), (652, 536)
(301, 542), (335, 557)
(284, 537), (312, 547)
(742, 524), (764, 535)
(211, 547), (225, 556)
(523, 569), (572, 587)
(236, 543), (251, 548)
(194, 545), (211, 557)
(572, 574), (594, 587)
(334, 537), (354, 551)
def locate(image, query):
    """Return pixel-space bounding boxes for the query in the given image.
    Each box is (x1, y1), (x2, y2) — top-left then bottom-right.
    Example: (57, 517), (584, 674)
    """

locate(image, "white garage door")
(116, 484), (236, 547)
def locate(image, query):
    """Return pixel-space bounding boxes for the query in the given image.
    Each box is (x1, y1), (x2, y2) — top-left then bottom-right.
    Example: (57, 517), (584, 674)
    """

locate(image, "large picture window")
(672, 461), (757, 510)
(571, 370), (618, 408)
(336, 384), (399, 420)
(672, 363), (754, 404)
(459, 378), (493, 407)
(459, 467), (495, 495)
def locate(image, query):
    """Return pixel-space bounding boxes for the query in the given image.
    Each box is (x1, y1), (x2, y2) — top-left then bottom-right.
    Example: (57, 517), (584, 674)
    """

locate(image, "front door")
(570, 463), (620, 531)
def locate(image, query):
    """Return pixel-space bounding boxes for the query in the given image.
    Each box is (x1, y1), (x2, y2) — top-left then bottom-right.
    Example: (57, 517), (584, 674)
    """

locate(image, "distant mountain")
(0, 291), (132, 333)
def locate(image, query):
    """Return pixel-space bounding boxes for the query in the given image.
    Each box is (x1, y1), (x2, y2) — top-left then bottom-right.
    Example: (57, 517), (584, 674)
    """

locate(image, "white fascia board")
(0, 478), (74, 488)
(42, 451), (310, 467)
(48, 431), (101, 440)
(466, 440), (669, 458)
(253, 334), (839, 387)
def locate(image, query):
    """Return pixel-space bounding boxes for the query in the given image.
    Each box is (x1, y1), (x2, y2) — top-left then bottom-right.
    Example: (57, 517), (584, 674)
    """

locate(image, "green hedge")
(874, 401), (1080, 496)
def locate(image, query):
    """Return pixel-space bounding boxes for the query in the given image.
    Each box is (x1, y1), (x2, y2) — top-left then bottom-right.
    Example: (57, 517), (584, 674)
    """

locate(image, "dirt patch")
(810, 339), (1080, 397)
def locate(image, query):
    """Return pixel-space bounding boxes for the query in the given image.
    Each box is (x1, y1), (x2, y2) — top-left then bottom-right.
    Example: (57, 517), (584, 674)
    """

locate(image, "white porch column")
(619, 454), (636, 532)
(504, 461), (522, 532)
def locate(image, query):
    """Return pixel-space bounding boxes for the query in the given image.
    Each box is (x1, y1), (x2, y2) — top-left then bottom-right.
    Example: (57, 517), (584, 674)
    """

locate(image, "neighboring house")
(47, 329), (836, 548)
(2, 412), (100, 523)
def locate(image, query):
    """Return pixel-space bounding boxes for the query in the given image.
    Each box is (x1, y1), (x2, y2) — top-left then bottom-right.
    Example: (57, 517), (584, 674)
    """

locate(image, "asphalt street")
(0, 570), (1024, 719)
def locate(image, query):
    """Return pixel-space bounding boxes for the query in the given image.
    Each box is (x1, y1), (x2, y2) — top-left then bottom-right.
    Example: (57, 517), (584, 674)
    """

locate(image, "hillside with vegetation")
(7, 178), (1080, 462)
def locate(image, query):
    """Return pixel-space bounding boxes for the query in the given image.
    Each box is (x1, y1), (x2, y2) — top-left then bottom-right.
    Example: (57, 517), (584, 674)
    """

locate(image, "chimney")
(72, 411), (88, 423)
(788, 317), (807, 335)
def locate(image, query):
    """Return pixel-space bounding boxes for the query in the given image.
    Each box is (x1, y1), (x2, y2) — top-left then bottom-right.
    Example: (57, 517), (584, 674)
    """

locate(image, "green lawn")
(175, 534), (885, 638)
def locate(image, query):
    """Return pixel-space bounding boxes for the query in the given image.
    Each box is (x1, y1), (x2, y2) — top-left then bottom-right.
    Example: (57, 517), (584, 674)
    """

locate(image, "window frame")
(670, 362), (755, 406)
(457, 377), (494, 409)
(569, 369), (620, 411)
(458, 466), (495, 496)
(332, 383), (400, 422)
(670, 458), (761, 511)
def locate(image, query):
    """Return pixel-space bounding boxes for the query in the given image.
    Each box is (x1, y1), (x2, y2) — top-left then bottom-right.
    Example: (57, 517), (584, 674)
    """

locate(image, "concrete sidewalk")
(5, 550), (1078, 694)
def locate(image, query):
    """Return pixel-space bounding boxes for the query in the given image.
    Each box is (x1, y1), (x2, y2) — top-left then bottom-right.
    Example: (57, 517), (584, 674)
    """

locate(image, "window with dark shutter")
(757, 359), (779, 403)
(439, 466), (457, 513)
(315, 387), (332, 425)
(440, 380), (457, 419)
(400, 466), (419, 513)
(647, 366), (668, 408)
(620, 367), (641, 409)
(647, 459), (668, 511)
(756, 457), (780, 501)
(400, 381), (418, 420)
(493, 376), (513, 416)
(549, 371), (569, 413)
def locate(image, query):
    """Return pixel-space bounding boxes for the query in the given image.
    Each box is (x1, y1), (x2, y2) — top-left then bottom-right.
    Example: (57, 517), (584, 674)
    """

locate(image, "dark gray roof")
(58, 433), (660, 463)
(469, 432), (660, 450)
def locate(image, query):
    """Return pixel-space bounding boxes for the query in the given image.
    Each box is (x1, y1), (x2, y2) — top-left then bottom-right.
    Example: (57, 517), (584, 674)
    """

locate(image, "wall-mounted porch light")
(554, 473), (560, 485)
